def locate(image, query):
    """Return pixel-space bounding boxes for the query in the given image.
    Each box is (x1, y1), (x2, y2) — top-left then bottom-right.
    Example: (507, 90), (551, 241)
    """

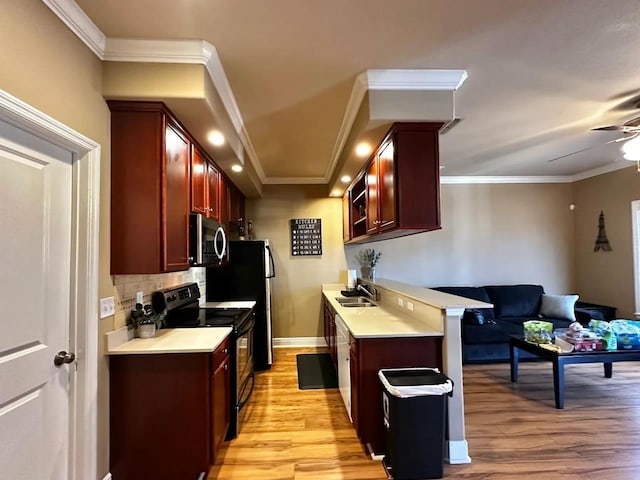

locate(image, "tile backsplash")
(112, 267), (206, 329)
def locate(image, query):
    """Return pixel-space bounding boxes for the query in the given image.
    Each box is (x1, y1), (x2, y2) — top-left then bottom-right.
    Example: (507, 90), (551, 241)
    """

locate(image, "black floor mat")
(296, 353), (339, 390)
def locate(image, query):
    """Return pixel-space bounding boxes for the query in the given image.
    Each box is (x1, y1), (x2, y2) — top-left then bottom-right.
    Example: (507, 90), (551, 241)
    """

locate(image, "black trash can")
(379, 368), (453, 480)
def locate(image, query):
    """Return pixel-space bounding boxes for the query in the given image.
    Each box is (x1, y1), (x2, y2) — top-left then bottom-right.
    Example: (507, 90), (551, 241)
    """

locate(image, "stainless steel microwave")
(189, 213), (228, 266)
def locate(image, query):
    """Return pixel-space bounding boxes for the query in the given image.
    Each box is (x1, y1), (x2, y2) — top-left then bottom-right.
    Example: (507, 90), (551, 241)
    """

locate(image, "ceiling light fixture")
(621, 136), (640, 172)
(207, 130), (225, 146)
(231, 164), (243, 173)
(340, 175), (351, 183)
(355, 143), (372, 157)
(330, 189), (343, 197)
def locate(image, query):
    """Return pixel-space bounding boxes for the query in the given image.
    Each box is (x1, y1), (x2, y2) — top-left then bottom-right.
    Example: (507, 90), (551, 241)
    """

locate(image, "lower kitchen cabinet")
(211, 339), (231, 465)
(110, 338), (231, 479)
(322, 297), (337, 365)
(349, 335), (443, 455)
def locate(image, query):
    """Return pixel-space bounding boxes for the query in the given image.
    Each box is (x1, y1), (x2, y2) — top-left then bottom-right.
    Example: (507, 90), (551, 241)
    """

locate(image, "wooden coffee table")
(509, 335), (640, 409)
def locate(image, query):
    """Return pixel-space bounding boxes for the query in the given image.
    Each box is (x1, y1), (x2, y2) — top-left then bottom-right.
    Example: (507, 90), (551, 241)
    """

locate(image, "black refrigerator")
(206, 240), (275, 370)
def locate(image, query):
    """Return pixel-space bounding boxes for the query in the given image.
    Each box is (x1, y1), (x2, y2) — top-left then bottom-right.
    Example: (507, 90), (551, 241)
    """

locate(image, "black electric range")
(151, 282), (256, 440)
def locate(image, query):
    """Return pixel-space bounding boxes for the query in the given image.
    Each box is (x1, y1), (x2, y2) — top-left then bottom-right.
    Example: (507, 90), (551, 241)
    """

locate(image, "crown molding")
(325, 69), (468, 185)
(102, 37), (267, 183)
(42, 0), (106, 58)
(366, 69), (468, 91)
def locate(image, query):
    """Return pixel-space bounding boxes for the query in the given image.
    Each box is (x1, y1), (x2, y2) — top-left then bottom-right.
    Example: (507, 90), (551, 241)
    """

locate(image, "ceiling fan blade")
(547, 146), (594, 163)
(592, 125), (640, 133)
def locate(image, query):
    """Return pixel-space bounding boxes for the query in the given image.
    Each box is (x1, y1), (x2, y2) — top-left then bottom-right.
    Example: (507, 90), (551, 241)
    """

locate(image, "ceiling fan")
(547, 116), (640, 164)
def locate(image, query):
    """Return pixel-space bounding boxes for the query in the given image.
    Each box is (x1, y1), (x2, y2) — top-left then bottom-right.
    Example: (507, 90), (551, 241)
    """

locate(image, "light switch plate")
(100, 296), (115, 318)
(136, 291), (144, 304)
(406, 301), (414, 312)
(397, 297), (404, 307)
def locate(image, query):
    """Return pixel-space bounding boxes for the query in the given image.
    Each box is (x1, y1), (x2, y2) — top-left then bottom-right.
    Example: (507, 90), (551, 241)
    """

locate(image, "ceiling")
(73, 0), (640, 195)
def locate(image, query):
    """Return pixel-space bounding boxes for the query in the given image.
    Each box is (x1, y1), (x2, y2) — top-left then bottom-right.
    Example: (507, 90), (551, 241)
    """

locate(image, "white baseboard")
(446, 440), (471, 464)
(102, 473), (112, 480)
(273, 336), (327, 347)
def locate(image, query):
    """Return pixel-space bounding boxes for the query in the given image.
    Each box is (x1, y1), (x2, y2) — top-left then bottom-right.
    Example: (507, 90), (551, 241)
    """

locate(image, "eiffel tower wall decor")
(593, 210), (613, 252)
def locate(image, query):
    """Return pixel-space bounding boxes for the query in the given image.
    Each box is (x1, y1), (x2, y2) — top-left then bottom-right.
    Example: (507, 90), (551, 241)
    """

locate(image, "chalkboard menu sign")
(290, 218), (322, 256)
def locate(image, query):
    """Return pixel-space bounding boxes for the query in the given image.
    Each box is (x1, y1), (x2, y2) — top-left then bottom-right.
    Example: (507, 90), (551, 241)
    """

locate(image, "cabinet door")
(342, 193), (351, 242)
(211, 354), (230, 465)
(207, 161), (220, 220)
(163, 121), (191, 272)
(365, 158), (379, 235)
(349, 343), (359, 433)
(229, 183), (245, 235)
(191, 145), (207, 215)
(377, 139), (396, 231)
(218, 174), (230, 228)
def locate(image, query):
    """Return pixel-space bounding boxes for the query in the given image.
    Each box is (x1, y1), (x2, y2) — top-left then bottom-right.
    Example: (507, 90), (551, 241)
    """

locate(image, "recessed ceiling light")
(340, 175), (351, 183)
(207, 130), (225, 146)
(231, 164), (243, 173)
(355, 143), (372, 157)
(330, 189), (343, 197)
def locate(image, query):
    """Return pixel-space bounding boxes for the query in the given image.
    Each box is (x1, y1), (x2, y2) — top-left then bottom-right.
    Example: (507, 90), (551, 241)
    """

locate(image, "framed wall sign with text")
(290, 218), (322, 256)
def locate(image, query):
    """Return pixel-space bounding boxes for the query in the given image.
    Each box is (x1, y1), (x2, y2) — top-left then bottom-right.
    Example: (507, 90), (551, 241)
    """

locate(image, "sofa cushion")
(432, 286), (494, 320)
(484, 285), (544, 318)
(463, 321), (523, 345)
(540, 294), (579, 322)
(499, 316), (573, 331)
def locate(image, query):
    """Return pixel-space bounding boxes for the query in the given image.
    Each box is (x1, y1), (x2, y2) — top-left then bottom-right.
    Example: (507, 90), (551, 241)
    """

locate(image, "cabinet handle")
(223, 348), (228, 354)
(224, 364), (228, 370)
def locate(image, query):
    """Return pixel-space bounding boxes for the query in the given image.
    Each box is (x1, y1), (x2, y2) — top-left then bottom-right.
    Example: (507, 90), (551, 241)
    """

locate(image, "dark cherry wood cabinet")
(342, 192), (351, 242)
(345, 122), (443, 244)
(110, 339), (231, 479)
(350, 335), (442, 455)
(109, 353), (210, 480)
(211, 337), (231, 465)
(109, 101), (191, 274)
(323, 296), (337, 365)
(218, 174), (230, 228)
(191, 144), (220, 220)
(228, 182), (246, 237)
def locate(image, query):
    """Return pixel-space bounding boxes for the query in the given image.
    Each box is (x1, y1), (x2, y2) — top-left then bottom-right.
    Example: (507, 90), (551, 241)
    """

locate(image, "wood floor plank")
(209, 348), (640, 479)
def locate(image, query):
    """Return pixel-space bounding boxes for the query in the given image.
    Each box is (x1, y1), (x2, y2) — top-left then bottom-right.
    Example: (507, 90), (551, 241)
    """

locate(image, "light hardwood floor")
(209, 347), (640, 479)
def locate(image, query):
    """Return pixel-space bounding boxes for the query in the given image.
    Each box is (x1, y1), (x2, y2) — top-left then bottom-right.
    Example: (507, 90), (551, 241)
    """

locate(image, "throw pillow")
(539, 294), (579, 322)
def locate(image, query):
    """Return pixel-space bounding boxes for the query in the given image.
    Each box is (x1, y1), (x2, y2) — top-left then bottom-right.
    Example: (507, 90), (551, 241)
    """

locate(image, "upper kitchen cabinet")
(345, 122), (442, 244)
(218, 174), (245, 237)
(109, 101), (191, 274)
(191, 144), (220, 220)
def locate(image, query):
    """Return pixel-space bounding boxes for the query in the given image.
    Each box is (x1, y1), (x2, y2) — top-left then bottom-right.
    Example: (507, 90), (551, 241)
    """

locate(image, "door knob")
(54, 351), (75, 366)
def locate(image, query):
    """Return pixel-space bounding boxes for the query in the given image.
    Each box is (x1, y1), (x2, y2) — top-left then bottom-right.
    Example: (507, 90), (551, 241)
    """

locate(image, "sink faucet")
(357, 283), (378, 300)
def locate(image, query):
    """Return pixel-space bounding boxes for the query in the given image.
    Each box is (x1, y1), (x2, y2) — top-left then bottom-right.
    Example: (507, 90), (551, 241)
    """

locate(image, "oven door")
(236, 313), (255, 408)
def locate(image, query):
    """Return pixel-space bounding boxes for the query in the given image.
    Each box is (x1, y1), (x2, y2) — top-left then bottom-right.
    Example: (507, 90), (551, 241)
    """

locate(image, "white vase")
(136, 323), (156, 339)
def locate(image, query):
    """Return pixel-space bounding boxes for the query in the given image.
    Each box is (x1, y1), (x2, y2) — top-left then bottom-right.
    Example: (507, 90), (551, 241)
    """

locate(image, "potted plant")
(357, 248), (382, 281)
(128, 303), (163, 338)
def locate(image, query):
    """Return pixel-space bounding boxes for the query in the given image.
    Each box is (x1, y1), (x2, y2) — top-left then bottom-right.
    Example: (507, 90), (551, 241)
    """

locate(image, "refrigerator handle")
(266, 245), (276, 278)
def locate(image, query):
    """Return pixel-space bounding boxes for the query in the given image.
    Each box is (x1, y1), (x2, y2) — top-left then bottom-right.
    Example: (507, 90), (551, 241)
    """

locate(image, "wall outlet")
(136, 291), (144, 304)
(406, 301), (414, 312)
(397, 297), (404, 307)
(100, 296), (115, 318)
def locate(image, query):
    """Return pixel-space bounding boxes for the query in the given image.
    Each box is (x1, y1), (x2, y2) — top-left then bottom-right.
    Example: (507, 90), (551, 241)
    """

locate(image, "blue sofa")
(432, 284), (617, 363)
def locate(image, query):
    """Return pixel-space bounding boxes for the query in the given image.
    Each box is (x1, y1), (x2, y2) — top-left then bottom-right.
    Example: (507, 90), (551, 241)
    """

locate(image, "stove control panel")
(151, 282), (201, 313)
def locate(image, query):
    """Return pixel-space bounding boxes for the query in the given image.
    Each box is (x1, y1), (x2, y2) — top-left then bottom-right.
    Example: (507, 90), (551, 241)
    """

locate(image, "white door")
(0, 119), (74, 479)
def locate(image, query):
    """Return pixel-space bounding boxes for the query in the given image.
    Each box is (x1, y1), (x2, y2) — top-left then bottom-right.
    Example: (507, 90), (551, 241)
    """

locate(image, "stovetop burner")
(152, 283), (253, 331)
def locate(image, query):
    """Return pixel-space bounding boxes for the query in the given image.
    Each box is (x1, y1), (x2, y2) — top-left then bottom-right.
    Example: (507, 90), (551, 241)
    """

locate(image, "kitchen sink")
(335, 297), (377, 307)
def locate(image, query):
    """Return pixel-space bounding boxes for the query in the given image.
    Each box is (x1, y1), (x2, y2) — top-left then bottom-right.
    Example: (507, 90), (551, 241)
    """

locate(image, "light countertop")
(107, 327), (232, 355)
(201, 300), (256, 309)
(322, 286), (442, 339)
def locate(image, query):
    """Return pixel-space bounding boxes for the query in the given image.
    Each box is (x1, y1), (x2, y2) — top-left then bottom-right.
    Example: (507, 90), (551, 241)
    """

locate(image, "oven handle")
(236, 315), (255, 338)
(238, 372), (255, 411)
